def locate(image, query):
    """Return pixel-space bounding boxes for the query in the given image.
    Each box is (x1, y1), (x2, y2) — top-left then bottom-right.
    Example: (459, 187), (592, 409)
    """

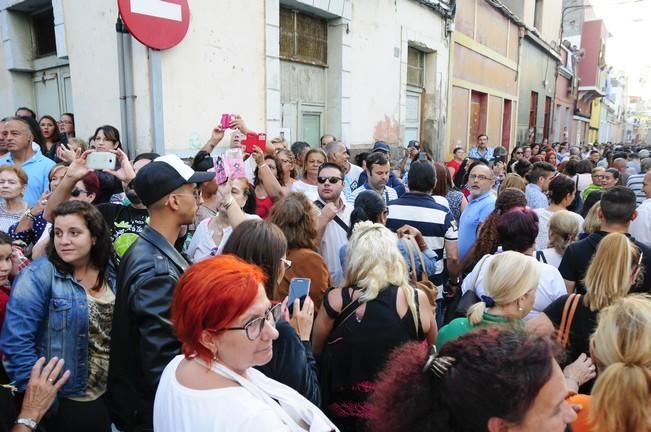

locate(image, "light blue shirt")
(458, 191), (496, 260)
(0, 151), (55, 206)
(467, 147), (494, 161)
(526, 183), (549, 209)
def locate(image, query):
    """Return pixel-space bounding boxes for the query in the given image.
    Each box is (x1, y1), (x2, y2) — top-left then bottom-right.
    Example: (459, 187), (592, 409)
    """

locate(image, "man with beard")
(457, 161), (496, 260)
(42, 150), (157, 265)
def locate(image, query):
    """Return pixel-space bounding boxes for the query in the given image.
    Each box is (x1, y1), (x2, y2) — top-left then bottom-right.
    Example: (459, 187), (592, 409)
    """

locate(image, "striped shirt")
(347, 183), (398, 205)
(385, 192), (458, 289)
(627, 173), (646, 205)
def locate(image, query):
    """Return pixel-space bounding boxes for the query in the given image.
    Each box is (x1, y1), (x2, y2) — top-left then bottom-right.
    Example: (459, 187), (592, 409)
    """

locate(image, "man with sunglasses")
(314, 162), (353, 285)
(108, 155), (214, 432)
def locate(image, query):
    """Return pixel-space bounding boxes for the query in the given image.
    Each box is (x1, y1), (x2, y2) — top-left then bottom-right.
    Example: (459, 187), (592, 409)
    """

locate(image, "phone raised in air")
(287, 277), (311, 314)
(86, 151), (116, 170)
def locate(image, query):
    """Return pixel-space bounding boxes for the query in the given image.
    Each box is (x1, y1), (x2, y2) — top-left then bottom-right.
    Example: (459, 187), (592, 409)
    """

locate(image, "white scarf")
(208, 360), (338, 432)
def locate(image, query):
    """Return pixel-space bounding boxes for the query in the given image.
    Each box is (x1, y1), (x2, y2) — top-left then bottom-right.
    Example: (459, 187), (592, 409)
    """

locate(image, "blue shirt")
(458, 191), (496, 260)
(0, 151), (55, 206)
(526, 183), (549, 209)
(467, 147), (494, 161)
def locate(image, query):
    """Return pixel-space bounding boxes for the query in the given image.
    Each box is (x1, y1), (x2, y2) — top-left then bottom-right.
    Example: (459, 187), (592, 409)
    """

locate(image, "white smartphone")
(86, 151), (116, 170)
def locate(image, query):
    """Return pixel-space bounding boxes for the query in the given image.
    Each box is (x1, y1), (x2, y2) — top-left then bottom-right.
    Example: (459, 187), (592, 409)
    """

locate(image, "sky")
(590, 0), (651, 97)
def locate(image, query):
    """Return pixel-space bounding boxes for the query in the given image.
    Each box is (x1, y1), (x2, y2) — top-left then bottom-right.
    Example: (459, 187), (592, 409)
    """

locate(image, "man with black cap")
(355, 141), (406, 196)
(107, 154), (214, 432)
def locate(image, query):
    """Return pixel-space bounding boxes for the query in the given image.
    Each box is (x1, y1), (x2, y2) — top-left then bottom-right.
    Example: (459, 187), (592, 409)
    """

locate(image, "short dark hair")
(47, 201), (112, 291)
(0, 231), (11, 246)
(600, 186), (636, 225)
(365, 152), (389, 173)
(15, 107), (36, 118)
(477, 134), (488, 140)
(590, 150), (600, 156)
(134, 152), (160, 164)
(526, 161), (556, 184)
(318, 162), (344, 178)
(14, 115), (45, 151)
(576, 159), (593, 174)
(548, 174), (575, 204)
(290, 141), (310, 159)
(604, 167), (620, 180)
(407, 161), (436, 193)
(221, 219), (288, 299)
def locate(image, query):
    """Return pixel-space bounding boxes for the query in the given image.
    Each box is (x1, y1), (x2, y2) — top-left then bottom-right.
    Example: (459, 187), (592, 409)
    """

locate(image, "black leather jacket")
(107, 225), (187, 432)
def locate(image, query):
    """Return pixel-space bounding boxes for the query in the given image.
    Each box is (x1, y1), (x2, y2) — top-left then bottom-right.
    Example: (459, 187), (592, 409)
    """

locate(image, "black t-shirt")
(97, 203), (149, 259)
(558, 231), (651, 295)
(543, 294), (597, 393)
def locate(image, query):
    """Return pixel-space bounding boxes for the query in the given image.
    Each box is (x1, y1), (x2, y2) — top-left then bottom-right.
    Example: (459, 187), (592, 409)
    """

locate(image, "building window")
(280, 8), (327, 66)
(407, 47), (425, 88)
(32, 7), (56, 57)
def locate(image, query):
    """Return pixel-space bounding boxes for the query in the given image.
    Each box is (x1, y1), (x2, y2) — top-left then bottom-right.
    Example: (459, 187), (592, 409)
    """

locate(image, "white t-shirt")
(187, 213), (260, 262)
(432, 195), (450, 209)
(291, 180), (319, 202)
(630, 199), (651, 248)
(154, 356), (290, 432)
(461, 253), (566, 320)
(345, 164), (364, 191)
(533, 208), (584, 250)
(535, 247), (563, 269)
(316, 199), (353, 286)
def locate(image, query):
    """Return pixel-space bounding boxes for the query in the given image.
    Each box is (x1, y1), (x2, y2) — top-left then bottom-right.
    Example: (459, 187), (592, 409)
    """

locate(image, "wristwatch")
(15, 418), (38, 430)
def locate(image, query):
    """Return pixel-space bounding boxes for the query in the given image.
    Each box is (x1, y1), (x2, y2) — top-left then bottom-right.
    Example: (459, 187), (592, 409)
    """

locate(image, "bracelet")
(23, 209), (35, 221)
(15, 418), (38, 430)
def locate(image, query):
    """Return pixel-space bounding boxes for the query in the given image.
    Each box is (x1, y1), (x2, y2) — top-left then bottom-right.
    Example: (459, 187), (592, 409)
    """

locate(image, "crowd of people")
(0, 107), (650, 432)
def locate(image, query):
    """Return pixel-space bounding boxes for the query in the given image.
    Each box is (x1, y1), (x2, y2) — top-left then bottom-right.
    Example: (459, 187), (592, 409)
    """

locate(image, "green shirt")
(436, 312), (514, 350)
(581, 183), (603, 201)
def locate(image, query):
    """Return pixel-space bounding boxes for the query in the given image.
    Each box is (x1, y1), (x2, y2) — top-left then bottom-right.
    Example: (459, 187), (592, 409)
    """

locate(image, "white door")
(33, 65), (73, 118)
(404, 88), (422, 146)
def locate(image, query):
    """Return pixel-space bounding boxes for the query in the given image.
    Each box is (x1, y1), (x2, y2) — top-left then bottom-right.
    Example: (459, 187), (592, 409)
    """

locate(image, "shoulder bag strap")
(403, 235), (420, 282)
(558, 294), (581, 348)
(331, 292), (363, 334)
(313, 199), (349, 233)
(410, 236), (431, 282)
(469, 254), (490, 292)
(536, 250), (547, 263)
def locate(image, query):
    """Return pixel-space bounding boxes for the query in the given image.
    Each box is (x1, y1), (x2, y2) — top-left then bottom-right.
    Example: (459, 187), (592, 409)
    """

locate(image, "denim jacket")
(0, 256), (116, 396)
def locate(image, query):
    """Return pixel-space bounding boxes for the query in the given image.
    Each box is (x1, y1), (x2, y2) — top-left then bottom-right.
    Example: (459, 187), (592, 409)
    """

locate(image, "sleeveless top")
(319, 285), (424, 431)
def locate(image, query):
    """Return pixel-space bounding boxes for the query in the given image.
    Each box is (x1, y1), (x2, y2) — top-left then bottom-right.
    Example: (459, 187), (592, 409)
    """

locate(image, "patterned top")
(446, 190), (464, 224)
(0, 202), (28, 234)
(70, 286), (115, 402)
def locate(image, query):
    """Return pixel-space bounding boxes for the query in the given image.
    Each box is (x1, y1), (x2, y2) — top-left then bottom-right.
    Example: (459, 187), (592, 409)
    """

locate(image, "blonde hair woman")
(497, 173), (526, 194)
(582, 201), (601, 236)
(536, 210), (581, 268)
(568, 294), (651, 432)
(437, 251), (539, 349)
(311, 221), (436, 431)
(0, 165), (29, 233)
(528, 233), (642, 393)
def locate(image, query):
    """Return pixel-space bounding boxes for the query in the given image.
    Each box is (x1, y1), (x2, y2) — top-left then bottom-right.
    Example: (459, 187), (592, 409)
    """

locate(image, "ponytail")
(589, 362), (651, 432)
(467, 302), (486, 326)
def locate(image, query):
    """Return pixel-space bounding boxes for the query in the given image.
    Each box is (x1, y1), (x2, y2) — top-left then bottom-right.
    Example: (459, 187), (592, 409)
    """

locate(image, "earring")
(211, 349), (218, 362)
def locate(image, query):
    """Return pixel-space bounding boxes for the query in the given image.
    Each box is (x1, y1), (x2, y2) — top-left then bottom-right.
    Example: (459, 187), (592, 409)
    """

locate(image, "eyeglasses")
(468, 174), (493, 182)
(317, 176), (343, 184)
(224, 304), (282, 341)
(280, 257), (292, 268)
(71, 188), (89, 197)
(515, 151), (523, 155)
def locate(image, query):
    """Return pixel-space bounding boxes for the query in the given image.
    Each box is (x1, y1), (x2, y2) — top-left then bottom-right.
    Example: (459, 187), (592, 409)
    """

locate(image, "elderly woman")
(312, 221), (437, 431)
(153, 254), (336, 431)
(0, 166), (30, 233)
(367, 327), (577, 432)
(290, 148), (326, 201)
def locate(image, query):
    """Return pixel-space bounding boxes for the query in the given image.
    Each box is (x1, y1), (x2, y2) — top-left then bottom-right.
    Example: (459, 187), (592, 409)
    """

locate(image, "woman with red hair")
(153, 254), (336, 431)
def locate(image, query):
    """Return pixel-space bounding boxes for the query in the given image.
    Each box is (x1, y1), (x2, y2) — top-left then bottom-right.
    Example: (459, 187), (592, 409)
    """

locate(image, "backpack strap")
(536, 250), (548, 264)
(558, 294), (581, 348)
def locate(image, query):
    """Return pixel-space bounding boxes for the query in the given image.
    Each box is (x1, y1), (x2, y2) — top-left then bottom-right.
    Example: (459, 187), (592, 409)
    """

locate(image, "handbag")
(402, 235), (438, 308)
(447, 254), (492, 322)
(557, 293), (581, 348)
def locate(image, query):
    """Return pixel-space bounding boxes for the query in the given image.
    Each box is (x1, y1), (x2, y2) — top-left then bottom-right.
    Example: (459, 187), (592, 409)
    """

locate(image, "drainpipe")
(116, 17), (137, 159)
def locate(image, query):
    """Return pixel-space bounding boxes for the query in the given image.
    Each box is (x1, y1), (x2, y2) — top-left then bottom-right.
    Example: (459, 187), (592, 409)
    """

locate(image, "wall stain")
(373, 115), (400, 144)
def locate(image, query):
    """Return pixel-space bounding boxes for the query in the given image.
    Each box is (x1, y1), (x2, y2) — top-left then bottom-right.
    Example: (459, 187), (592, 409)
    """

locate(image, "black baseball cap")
(133, 154), (215, 206)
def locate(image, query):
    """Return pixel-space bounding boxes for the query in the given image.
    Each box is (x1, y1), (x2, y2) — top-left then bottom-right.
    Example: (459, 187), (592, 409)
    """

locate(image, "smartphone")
(224, 148), (246, 179)
(213, 156), (228, 185)
(287, 277), (311, 314)
(418, 151), (428, 161)
(87, 151), (116, 170)
(243, 132), (267, 154)
(220, 113), (234, 129)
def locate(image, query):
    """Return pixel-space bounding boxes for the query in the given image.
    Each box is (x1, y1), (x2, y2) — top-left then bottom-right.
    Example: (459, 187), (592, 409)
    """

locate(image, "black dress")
(318, 285), (424, 432)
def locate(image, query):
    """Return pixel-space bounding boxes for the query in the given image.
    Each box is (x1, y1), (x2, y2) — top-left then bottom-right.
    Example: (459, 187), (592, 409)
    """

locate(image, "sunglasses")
(317, 176), (343, 184)
(71, 187), (89, 197)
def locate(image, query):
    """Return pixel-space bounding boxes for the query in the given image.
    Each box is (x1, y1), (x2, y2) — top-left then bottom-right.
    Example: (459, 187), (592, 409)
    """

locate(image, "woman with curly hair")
(461, 187), (527, 272)
(367, 327), (577, 432)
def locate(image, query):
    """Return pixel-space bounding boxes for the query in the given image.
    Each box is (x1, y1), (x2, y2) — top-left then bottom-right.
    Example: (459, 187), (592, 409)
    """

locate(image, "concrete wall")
(349, 0), (449, 154)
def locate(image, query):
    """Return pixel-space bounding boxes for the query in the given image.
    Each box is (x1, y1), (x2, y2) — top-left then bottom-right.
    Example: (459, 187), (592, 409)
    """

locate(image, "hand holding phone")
(287, 277), (311, 314)
(220, 114), (235, 129)
(224, 148), (246, 179)
(243, 133), (267, 154)
(213, 156), (228, 184)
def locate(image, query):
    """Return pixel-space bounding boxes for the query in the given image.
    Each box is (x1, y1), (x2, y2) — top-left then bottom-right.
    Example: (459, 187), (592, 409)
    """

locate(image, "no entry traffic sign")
(118, 0), (190, 50)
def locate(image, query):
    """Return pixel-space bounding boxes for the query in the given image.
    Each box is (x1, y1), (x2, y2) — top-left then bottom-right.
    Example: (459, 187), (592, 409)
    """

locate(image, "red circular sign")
(118, 0), (190, 50)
